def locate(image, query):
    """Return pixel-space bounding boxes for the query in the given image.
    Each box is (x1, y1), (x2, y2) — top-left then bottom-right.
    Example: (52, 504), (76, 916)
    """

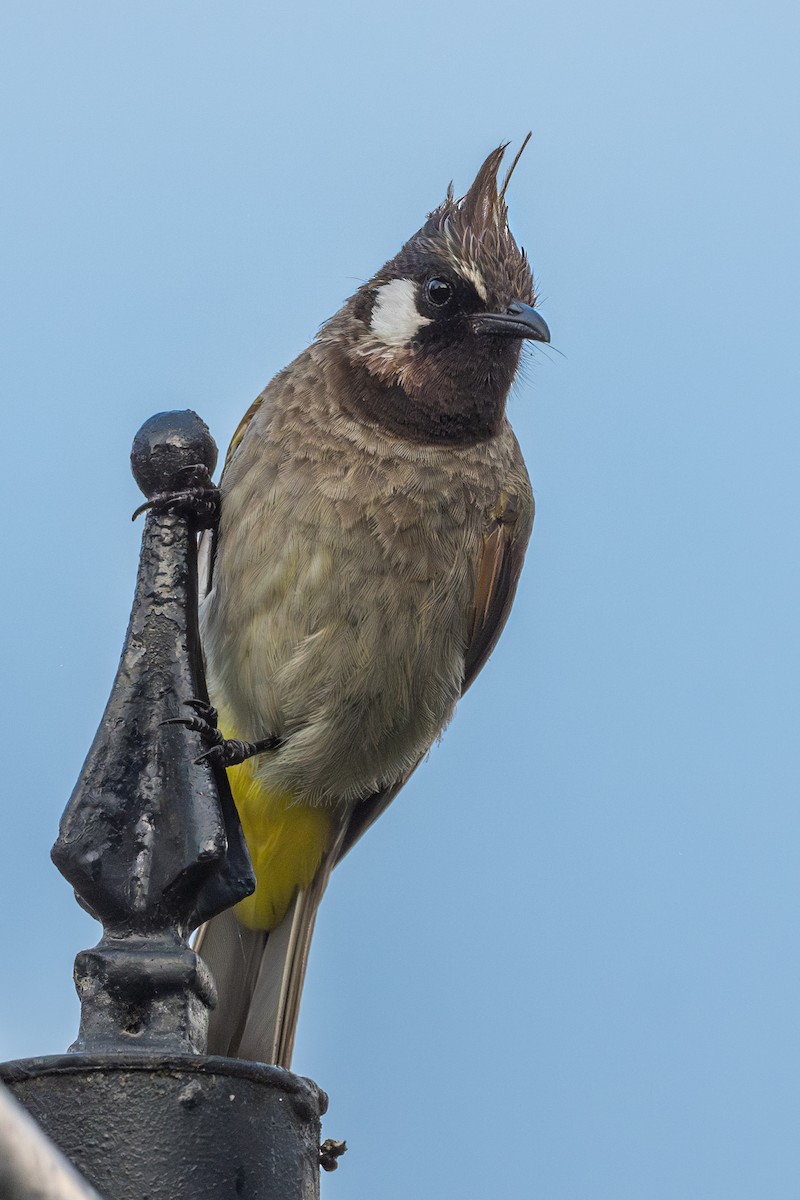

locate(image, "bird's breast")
(201, 373), (519, 808)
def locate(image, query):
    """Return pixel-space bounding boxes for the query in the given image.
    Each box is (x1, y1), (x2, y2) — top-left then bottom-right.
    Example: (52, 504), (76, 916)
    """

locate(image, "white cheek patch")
(370, 279), (431, 346)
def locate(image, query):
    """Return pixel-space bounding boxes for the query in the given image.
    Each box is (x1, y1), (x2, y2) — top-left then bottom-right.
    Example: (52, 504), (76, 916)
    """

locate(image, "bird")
(193, 139), (550, 1068)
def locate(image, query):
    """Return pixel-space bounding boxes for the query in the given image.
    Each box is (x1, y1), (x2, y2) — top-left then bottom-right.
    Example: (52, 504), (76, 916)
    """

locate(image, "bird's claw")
(161, 698), (220, 741)
(184, 698), (218, 724)
(162, 700), (282, 767)
(195, 738), (262, 768)
(131, 482), (220, 526)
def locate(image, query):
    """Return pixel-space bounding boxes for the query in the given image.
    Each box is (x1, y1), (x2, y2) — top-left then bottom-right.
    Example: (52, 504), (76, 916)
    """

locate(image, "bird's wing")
(224, 393), (267, 471)
(337, 485), (533, 862)
(462, 487), (533, 692)
(198, 392), (270, 602)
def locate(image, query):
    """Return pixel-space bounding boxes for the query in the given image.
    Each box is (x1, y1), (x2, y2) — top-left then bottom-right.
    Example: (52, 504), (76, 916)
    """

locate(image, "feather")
(463, 491), (532, 691)
(238, 856), (332, 1065)
(499, 132), (532, 202)
(339, 486), (533, 863)
(198, 822), (347, 1065)
(197, 908), (268, 1058)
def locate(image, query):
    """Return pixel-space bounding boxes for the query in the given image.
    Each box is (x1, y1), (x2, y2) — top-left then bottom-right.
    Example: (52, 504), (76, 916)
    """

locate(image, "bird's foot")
(132, 482), (220, 526)
(163, 699), (283, 767)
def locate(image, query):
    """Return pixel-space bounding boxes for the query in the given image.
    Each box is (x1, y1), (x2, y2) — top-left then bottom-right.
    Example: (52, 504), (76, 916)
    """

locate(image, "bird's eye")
(425, 277), (453, 308)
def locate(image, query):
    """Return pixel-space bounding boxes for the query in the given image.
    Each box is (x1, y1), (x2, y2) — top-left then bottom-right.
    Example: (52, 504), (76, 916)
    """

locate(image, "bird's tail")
(196, 861), (333, 1067)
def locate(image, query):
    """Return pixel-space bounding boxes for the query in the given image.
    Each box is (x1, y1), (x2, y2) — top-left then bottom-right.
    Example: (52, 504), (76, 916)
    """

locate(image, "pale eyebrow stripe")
(458, 264), (488, 302)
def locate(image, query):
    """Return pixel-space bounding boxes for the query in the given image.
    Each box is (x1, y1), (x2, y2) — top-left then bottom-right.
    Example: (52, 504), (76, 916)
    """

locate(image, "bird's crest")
(420, 135), (535, 306)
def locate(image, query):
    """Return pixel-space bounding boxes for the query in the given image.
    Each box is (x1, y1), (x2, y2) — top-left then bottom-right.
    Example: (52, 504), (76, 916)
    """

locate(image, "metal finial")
(52, 410), (254, 1055)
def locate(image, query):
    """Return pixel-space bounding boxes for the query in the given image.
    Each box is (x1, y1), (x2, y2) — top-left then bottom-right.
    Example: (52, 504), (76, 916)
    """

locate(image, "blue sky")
(1, 2), (798, 1196)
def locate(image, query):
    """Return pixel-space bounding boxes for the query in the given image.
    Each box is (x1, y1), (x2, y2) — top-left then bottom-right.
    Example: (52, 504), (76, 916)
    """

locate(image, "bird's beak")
(473, 300), (550, 343)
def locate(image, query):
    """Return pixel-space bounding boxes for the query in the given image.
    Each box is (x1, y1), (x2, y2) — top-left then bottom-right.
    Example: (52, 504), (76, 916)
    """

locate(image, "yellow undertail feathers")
(226, 754), (333, 931)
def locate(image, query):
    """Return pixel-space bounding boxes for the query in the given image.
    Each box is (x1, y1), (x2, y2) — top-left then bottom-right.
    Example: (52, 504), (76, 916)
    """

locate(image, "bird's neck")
(329, 351), (508, 446)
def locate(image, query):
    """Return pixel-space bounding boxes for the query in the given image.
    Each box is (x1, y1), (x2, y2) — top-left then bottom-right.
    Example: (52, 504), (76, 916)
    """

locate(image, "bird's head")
(323, 139), (550, 444)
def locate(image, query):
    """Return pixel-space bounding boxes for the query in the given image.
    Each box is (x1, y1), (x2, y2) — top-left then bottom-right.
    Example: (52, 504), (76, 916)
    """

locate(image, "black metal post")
(0, 1080), (104, 1200)
(0, 412), (328, 1200)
